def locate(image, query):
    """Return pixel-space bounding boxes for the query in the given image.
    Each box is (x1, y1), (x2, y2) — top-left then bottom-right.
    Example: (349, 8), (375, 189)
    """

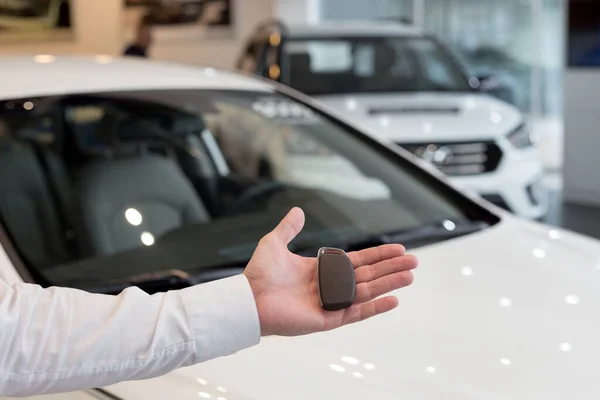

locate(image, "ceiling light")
(125, 208), (143, 226)
(460, 266), (473, 277)
(330, 364), (345, 373)
(363, 363), (375, 370)
(559, 342), (572, 352)
(532, 248), (546, 259)
(442, 220), (456, 231)
(341, 356), (359, 365)
(140, 232), (155, 246)
(490, 112), (502, 124)
(499, 297), (513, 307)
(426, 366), (436, 374)
(345, 98), (357, 111)
(564, 295), (580, 305)
(500, 358), (511, 366)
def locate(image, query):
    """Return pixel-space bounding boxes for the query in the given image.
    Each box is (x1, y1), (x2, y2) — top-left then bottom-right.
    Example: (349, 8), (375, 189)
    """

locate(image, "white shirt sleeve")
(0, 273), (261, 397)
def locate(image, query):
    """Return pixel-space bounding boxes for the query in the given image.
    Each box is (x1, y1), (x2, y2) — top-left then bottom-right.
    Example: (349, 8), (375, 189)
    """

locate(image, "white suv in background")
(236, 20), (548, 220)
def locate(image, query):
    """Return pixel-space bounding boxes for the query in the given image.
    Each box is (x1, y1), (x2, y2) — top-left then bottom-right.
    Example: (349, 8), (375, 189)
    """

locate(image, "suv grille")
(398, 141), (503, 176)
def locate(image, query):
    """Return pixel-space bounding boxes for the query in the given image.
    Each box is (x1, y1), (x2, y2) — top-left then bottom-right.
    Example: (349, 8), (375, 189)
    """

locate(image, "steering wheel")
(228, 181), (287, 214)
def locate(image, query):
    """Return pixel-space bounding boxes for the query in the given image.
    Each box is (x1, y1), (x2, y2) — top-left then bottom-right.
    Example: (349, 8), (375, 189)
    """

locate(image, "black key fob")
(317, 247), (356, 311)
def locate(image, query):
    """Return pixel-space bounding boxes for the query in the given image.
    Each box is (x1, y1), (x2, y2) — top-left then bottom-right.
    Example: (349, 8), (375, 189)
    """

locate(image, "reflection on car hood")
(314, 92), (522, 142)
(104, 217), (600, 400)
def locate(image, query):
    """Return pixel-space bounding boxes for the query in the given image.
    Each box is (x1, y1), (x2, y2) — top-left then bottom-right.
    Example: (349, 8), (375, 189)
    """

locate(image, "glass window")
(423, 0), (535, 111)
(321, 0), (414, 22)
(412, 39), (461, 88)
(0, 90), (493, 292)
(306, 41), (353, 72)
(284, 36), (472, 95)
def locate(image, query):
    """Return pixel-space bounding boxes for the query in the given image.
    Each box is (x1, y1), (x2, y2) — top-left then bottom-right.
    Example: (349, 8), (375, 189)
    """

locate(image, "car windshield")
(284, 36), (473, 95)
(0, 89), (494, 292)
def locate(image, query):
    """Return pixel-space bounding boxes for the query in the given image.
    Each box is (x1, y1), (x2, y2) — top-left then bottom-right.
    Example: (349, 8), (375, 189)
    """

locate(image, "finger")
(270, 207), (305, 245)
(355, 254), (418, 284)
(355, 271), (414, 303)
(347, 244), (406, 269)
(341, 296), (399, 326)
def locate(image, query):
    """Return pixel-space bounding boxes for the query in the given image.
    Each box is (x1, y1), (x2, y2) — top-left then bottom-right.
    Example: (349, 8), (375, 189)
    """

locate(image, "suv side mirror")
(474, 74), (501, 91)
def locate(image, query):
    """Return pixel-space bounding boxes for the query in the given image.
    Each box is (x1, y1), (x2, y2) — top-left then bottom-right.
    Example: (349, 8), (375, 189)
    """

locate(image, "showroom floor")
(541, 172), (600, 239)
(532, 117), (600, 239)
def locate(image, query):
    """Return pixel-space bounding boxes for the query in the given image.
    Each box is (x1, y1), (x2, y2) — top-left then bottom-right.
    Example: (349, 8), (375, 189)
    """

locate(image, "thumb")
(271, 207), (305, 245)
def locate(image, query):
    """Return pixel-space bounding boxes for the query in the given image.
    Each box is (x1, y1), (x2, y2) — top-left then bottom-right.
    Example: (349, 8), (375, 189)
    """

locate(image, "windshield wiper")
(82, 265), (247, 295)
(294, 220), (488, 255)
(82, 220), (487, 294)
(372, 220), (488, 248)
(85, 269), (195, 295)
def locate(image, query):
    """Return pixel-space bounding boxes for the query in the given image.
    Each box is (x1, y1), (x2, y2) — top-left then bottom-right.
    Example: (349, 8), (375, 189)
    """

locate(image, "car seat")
(0, 122), (74, 269)
(76, 113), (210, 256)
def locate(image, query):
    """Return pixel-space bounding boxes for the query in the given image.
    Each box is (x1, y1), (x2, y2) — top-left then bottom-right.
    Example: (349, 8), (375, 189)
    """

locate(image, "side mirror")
(474, 74), (501, 91)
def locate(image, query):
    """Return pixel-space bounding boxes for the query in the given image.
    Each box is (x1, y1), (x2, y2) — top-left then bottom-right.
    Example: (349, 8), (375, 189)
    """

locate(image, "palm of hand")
(244, 208), (418, 337)
(245, 240), (330, 336)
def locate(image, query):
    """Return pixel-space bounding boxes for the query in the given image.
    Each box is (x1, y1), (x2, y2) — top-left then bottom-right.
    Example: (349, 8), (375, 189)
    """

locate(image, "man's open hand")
(244, 207), (418, 336)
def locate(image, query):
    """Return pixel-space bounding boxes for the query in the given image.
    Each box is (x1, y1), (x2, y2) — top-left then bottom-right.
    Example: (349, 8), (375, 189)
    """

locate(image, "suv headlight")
(506, 123), (534, 149)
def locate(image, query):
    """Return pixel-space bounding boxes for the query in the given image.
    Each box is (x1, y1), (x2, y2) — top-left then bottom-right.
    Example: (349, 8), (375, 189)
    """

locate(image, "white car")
(236, 20), (548, 220)
(0, 56), (597, 400)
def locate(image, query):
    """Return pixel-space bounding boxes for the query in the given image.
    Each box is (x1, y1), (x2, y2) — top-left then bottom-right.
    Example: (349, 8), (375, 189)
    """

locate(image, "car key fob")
(317, 247), (356, 311)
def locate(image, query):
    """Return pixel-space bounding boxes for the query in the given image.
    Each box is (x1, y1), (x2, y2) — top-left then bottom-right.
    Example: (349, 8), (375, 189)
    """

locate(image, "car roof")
(285, 20), (424, 38)
(0, 55), (273, 101)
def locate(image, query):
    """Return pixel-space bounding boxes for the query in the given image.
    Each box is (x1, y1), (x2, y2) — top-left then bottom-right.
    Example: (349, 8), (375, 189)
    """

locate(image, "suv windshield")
(284, 36), (473, 95)
(0, 89), (494, 292)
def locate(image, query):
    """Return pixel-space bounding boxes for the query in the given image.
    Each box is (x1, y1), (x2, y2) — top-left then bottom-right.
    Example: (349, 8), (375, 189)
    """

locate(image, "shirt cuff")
(178, 274), (261, 363)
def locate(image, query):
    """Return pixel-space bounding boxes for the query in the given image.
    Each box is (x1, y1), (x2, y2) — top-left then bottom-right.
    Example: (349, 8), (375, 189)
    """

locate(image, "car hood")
(313, 92), (523, 143)
(105, 217), (600, 400)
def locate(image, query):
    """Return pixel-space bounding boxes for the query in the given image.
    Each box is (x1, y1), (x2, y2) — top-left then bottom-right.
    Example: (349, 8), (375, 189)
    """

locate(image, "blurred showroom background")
(0, 0), (598, 236)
